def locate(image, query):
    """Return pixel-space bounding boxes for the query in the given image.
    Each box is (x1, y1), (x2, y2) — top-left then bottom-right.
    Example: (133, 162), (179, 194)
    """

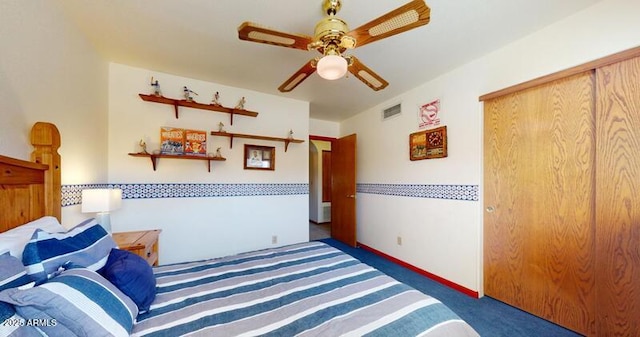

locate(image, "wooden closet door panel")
(484, 71), (596, 335)
(595, 56), (640, 337)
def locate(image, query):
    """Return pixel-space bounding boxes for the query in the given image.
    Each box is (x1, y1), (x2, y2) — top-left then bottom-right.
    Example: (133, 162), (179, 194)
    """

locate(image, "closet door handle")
(347, 194), (355, 199)
(486, 206), (495, 213)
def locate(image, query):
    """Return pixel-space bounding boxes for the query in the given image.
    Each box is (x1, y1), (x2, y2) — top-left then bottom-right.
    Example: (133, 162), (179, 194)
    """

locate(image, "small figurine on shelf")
(183, 86), (199, 102)
(218, 122), (225, 132)
(139, 139), (149, 154)
(215, 147), (222, 158)
(211, 91), (222, 106)
(235, 96), (246, 110)
(287, 129), (294, 140)
(150, 77), (161, 96)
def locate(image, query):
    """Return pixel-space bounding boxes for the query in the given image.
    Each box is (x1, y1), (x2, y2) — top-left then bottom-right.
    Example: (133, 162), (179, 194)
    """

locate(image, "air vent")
(382, 103), (402, 120)
(323, 205), (331, 221)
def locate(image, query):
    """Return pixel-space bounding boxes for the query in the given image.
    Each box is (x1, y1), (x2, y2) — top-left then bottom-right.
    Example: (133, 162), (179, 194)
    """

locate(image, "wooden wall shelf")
(210, 131), (304, 152)
(128, 153), (225, 172)
(139, 94), (258, 125)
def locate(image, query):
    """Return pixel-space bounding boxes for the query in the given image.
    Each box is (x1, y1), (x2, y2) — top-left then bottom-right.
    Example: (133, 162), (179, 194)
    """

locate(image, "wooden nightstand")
(112, 230), (161, 266)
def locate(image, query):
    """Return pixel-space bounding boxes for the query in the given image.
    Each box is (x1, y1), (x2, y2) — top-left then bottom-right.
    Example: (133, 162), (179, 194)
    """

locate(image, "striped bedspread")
(132, 241), (479, 337)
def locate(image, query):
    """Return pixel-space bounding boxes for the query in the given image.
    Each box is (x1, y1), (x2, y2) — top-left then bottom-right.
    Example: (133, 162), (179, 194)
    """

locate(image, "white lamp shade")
(317, 55), (348, 80)
(81, 189), (122, 213)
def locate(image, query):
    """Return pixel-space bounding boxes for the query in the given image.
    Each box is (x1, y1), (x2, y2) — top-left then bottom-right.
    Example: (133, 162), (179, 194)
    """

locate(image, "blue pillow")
(0, 250), (31, 325)
(0, 251), (41, 337)
(0, 299), (20, 336)
(0, 251), (32, 291)
(22, 218), (116, 284)
(0, 268), (138, 337)
(0, 302), (13, 322)
(101, 248), (157, 312)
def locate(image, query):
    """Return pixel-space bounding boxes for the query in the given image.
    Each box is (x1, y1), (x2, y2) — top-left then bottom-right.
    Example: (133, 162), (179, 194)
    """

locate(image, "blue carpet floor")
(319, 238), (583, 337)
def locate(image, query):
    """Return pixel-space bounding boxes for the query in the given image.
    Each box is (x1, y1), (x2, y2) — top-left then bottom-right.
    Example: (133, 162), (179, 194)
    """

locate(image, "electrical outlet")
(272, 235), (278, 244)
(397, 236), (402, 245)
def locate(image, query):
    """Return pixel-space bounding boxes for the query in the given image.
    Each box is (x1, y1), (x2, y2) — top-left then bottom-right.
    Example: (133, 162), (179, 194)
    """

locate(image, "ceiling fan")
(238, 0), (431, 92)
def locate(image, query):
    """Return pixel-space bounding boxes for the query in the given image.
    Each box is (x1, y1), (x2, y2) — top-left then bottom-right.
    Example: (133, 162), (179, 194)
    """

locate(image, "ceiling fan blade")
(238, 22), (313, 51)
(278, 59), (316, 92)
(348, 0), (430, 48)
(348, 56), (389, 91)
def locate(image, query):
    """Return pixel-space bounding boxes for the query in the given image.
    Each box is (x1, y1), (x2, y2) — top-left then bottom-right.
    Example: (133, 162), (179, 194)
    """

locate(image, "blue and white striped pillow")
(0, 268), (138, 337)
(0, 216), (65, 260)
(0, 251), (32, 290)
(22, 218), (116, 284)
(0, 251), (40, 337)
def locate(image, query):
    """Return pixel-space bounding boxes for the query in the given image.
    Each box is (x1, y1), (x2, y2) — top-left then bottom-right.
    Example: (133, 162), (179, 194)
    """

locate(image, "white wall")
(342, 0), (640, 294)
(310, 119), (339, 138)
(107, 63), (310, 263)
(0, 0), (109, 227)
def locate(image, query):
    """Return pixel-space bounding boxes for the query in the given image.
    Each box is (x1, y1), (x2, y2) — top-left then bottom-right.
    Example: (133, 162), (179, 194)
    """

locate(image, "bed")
(0, 122), (479, 337)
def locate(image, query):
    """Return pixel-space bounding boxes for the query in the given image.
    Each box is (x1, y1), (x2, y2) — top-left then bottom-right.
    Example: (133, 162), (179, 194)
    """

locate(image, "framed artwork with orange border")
(409, 125), (447, 161)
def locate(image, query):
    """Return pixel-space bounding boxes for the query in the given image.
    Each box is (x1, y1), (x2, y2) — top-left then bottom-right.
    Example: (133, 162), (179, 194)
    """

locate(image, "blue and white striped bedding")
(132, 241), (479, 337)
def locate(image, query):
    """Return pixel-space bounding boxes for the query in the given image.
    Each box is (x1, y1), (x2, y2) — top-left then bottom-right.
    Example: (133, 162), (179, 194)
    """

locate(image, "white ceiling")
(54, 0), (601, 122)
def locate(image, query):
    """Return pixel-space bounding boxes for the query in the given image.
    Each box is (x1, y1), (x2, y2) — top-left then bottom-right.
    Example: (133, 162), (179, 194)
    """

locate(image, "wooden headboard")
(0, 122), (61, 232)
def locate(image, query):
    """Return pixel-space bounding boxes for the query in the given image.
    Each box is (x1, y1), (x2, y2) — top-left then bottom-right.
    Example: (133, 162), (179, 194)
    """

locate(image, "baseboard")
(309, 219), (331, 225)
(357, 242), (479, 298)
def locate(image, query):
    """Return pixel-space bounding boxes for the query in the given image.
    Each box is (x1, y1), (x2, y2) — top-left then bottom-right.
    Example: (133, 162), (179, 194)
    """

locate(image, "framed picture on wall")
(409, 125), (448, 160)
(244, 144), (275, 170)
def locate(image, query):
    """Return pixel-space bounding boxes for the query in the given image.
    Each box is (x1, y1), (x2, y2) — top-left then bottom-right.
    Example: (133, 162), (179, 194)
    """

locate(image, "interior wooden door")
(331, 134), (357, 247)
(484, 71), (597, 335)
(595, 56), (640, 337)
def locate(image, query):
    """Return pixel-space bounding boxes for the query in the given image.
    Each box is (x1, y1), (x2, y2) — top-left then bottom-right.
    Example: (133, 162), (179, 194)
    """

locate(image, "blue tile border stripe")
(357, 183), (479, 201)
(112, 183), (309, 199)
(62, 183), (309, 206)
(62, 183), (478, 206)
(62, 184), (108, 206)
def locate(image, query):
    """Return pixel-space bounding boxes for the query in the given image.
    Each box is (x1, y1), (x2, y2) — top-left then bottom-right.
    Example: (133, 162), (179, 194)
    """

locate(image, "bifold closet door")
(484, 71), (596, 335)
(595, 56), (640, 337)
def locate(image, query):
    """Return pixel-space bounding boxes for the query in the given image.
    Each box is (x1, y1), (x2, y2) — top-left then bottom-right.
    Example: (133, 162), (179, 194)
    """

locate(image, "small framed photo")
(244, 144), (275, 170)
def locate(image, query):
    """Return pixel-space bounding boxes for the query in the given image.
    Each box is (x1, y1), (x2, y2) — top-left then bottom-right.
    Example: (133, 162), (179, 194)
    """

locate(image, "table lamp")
(81, 188), (122, 232)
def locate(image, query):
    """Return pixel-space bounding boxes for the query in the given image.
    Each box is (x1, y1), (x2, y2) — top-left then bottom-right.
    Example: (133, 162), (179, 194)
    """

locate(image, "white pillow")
(0, 216), (65, 260)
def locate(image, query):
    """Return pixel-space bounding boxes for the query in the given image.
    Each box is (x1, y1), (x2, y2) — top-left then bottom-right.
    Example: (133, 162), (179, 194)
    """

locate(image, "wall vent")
(382, 103), (402, 120)
(323, 205), (331, 222)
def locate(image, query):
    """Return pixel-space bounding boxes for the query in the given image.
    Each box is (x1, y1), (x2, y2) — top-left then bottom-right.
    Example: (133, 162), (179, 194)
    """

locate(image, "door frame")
(309, 134), (358, 247)
(309, 135), (335, 226)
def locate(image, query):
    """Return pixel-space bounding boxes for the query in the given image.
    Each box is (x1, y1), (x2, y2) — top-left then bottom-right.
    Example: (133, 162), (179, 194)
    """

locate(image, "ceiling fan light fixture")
(317, 54), (347, 80)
